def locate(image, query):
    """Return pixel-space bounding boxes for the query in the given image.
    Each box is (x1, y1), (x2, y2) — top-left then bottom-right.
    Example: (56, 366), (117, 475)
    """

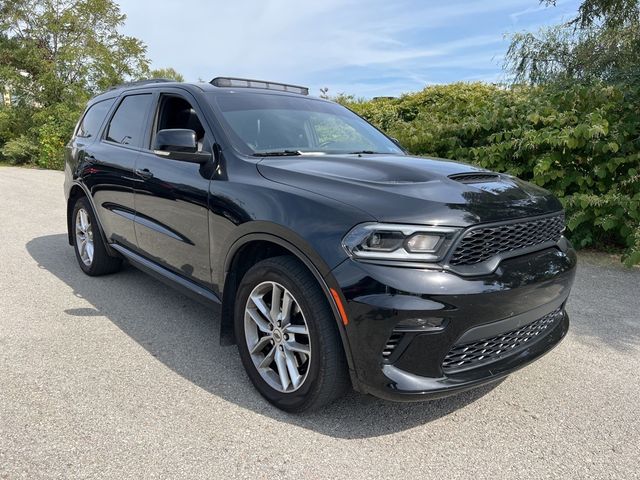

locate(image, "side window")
(155, 95), (207, 151)
(105, 94), (153, 148)
(76, 98), (115, 138)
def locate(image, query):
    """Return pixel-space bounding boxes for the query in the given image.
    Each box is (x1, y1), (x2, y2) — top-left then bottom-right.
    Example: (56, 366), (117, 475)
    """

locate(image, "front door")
(133, 91), (214, 288)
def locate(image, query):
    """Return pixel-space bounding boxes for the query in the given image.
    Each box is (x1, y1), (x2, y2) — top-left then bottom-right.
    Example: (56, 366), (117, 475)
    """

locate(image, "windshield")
(208, 92), (403, 156)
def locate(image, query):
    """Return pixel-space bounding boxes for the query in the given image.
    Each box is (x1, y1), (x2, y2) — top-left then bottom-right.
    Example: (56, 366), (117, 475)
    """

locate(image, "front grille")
(449, 214), (565, 266)
(382, 332), (404, 359)
(442, 308), (563, 373)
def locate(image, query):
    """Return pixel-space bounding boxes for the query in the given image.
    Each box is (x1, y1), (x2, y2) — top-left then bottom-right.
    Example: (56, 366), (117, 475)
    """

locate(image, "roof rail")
(210, 77), (309, 95)
(107, 78), (175, 91)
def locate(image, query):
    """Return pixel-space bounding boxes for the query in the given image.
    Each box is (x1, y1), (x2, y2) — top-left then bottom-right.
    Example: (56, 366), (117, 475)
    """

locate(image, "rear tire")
(72, 197), (122, 276)
(234, 256), (349, 412)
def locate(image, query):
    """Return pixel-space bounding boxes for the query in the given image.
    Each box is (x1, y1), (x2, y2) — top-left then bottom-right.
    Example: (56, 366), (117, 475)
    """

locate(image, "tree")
(0, 0), (182, 168)
(148, 67), (184, 82)
(0, 0), (150, 107)
(544, 0), (640, 28)
(505, 0), (640, 84)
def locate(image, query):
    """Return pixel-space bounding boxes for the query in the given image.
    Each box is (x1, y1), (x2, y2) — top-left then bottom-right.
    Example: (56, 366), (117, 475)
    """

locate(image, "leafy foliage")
(0, 0), (183, 168)
(1, 134), (38, 164)
(0, 0), (150, 105)
(32, 103), (80, 169)
(342, 81), (640, 265)
(506, 1), (640, 84)
(148, 67), (185, 82)
(544, 0), (640, 28)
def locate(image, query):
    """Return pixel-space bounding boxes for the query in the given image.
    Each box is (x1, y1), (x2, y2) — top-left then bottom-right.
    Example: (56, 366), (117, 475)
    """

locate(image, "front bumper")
(330, 243), (577, 401)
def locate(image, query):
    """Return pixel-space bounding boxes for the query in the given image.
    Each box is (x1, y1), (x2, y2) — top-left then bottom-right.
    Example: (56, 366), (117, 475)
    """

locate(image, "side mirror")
(153, 129), (211, 163)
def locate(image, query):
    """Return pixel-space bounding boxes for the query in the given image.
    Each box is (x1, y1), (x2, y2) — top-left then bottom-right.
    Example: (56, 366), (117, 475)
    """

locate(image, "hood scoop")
(449, 172), (500, 184)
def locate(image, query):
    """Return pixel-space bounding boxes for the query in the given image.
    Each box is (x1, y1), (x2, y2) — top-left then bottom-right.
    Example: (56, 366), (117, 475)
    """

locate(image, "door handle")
(135, 168), (154, 179)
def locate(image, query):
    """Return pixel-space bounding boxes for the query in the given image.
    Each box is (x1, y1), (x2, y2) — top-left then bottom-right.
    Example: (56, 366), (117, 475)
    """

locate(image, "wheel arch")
(66, 181), (116, 257)
(219, 231), (355, 372)
(67, 184), (86, 245)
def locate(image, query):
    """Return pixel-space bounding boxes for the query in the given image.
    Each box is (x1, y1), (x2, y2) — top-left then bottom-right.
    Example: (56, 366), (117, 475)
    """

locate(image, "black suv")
(64, 77), (577, 412)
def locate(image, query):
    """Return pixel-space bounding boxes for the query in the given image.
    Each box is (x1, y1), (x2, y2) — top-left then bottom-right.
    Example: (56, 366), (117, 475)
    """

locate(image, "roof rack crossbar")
(107, 78), (175, 91)
(210, 77), (309, 95)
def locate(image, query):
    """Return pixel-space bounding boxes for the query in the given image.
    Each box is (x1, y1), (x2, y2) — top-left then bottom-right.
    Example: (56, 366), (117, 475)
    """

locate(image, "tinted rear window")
(105, 94), (153, 148)
(76, 98), (115, 138)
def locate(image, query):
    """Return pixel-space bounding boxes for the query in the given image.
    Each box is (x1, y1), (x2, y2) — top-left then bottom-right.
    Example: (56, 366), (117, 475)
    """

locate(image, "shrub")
(32, 104), (82, 170)
(1, 135), (39, 165)
(0, 102), (80, 168)
(35, 120), (69, 170)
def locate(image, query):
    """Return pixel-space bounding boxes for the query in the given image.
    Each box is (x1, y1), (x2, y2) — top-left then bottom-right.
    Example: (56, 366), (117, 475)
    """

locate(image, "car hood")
(256, 154), (562, 226)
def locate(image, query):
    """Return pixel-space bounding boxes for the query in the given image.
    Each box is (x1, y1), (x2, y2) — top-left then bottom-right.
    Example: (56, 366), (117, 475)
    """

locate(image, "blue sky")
(118, 0), (581, 98)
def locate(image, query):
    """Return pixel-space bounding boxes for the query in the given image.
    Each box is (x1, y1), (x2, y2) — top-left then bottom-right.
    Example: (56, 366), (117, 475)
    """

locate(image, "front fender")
(218, 226), (358, 378)
(219, 221), (341, 289)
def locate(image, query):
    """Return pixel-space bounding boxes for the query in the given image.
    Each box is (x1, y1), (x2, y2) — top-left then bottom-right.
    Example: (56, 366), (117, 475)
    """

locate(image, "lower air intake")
(442, 308), (563, 373)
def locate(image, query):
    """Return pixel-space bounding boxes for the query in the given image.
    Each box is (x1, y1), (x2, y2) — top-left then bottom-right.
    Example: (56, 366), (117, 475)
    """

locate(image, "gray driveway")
(1, 166), (639, 479)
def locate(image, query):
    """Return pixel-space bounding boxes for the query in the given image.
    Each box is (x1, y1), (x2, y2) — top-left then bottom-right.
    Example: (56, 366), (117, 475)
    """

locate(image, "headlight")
(342, 223), (461, 263)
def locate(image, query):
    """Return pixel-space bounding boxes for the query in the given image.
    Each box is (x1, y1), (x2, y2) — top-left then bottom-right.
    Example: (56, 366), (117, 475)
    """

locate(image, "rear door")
(84, 92), (154, 250)
(132, 89), (214, 288)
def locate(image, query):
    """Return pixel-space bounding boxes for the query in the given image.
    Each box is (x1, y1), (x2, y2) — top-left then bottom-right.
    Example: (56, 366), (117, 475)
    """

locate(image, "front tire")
(235, 256), (349, 412)
(72, 197), (122, 276)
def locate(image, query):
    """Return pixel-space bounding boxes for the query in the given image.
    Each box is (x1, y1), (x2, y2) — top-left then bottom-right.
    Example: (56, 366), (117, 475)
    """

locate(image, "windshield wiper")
(349, 150), (382, 154)
(252, 150), (302, 157)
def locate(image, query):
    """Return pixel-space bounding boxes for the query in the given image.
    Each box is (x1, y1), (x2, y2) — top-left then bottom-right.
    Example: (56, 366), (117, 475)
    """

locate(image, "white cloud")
(509, 0), (577, 24)
(117, 0), (577, 97)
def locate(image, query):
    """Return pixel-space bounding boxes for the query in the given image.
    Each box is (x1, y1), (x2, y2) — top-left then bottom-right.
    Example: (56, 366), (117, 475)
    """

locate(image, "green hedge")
(344, 82), (640, 265)
(0, 102), (82, 170)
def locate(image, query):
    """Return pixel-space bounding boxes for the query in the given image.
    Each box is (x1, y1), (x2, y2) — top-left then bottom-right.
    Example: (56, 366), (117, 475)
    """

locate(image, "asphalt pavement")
(1, 166), (639, 479)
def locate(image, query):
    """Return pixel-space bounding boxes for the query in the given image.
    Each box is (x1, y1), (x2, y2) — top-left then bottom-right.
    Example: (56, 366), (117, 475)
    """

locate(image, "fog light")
(395, 317), (446, 332)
